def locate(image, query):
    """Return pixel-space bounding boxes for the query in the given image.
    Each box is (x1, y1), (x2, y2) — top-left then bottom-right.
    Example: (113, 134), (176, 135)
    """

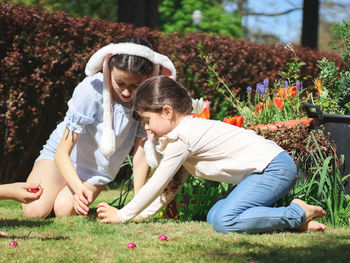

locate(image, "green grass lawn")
(1, 189), (350, 263)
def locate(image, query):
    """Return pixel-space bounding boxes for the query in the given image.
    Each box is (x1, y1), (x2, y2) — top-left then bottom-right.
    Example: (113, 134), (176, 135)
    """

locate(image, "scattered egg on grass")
(9, 241), (18, 247)
(127, 243), (136, 249)
(158, 235), (168, 241)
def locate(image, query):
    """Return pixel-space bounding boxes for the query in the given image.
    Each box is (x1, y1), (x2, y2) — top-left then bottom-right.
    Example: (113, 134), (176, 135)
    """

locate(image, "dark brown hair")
(108, 35), (154, 75)
(133, 76), (193, 119)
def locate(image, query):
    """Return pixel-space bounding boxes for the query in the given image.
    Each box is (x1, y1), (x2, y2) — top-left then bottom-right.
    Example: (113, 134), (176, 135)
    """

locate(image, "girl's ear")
(162, 105), (174, 120)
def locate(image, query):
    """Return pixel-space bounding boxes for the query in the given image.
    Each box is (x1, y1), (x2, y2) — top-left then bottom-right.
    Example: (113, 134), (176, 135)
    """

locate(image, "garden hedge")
(0, 2), (343, 183)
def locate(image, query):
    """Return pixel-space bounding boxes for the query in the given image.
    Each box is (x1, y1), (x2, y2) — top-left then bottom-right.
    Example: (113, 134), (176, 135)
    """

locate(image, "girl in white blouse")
(97, 75), (327, 233)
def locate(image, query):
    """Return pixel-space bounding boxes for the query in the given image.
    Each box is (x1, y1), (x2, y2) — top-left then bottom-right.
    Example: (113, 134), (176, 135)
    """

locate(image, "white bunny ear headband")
(85, 42), (176, 157)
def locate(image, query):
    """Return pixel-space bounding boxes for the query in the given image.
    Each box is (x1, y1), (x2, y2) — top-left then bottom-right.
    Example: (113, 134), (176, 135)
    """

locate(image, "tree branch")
(322, 1), (350, 9)
(242, 7), (302, 17)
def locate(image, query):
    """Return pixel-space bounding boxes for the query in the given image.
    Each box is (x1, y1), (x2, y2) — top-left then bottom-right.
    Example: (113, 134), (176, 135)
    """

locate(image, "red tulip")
(273, 97), (284, 109)
(288, 86), (297, 98)
(223, 115), (243, 127)
(277, 86), (297, 99)
(192, 107), (210, 119)
(276, 88), (288, 98)
(256, 102), (265, 112)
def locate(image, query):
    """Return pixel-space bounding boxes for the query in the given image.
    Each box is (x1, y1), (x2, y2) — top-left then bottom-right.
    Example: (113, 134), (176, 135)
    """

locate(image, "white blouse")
(119, 115), (284, 222)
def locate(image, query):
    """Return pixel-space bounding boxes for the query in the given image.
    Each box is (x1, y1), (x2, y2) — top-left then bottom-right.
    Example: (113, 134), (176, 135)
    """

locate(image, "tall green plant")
(288, 132), (350, 226)
(108, 155), (134, 209)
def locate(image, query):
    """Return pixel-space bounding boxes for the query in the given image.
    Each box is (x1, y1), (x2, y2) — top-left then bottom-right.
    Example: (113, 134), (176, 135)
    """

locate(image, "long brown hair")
(133, 76), (193, 119)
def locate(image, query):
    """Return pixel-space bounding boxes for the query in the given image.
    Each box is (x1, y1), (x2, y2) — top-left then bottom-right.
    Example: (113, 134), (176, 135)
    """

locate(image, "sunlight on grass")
(1, 189), (350, 262)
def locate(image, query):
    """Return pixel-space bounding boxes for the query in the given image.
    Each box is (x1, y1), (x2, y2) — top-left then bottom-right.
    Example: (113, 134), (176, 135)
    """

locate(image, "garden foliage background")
(0, 2), (344, 183)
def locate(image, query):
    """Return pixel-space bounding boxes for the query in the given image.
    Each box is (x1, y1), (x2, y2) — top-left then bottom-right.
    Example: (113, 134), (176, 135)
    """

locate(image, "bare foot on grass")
(297, 220), (327, 232)
(292, 199), (325, 222)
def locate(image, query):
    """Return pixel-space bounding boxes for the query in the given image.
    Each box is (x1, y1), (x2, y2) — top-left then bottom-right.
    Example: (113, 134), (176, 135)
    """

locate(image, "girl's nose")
(122, 89), (132, 97)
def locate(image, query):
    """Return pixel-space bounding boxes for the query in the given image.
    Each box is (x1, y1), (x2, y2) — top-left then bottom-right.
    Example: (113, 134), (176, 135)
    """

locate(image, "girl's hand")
(97, 202), (122, 223)
(73, 186), (93, 215)
(0, 231), (9, 237)
(1, 182), (43, 203)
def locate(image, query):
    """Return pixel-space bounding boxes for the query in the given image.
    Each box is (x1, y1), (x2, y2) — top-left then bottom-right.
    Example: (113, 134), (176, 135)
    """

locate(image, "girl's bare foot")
(292, 199), (325, 222)
(296, 220), (327, 232)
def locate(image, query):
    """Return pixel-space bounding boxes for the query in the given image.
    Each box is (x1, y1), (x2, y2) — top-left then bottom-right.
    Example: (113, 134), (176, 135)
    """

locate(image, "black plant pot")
(303, 102), (350, 193)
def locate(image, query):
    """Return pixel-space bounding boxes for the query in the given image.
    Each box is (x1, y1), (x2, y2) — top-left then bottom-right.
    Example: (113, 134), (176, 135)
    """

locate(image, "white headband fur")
(85, 42), (176, 156)
(85, 43), (176, 79)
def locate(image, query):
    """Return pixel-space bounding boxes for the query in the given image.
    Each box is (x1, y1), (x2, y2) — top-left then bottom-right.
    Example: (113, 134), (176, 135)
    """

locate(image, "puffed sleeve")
(65, 76), (101, 135)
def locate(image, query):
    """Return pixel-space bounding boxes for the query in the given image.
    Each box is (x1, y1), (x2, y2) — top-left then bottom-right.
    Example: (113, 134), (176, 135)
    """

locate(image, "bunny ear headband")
(85, 42), (176, 156)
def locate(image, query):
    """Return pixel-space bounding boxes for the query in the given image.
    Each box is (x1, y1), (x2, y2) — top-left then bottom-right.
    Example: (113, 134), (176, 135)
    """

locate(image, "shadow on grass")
(205, 233), (350, 263)
(0, 219), (69, 241)
(86, 207), (98, 221)
(5, 232), (69, 241)
(0, 218), (53, 228)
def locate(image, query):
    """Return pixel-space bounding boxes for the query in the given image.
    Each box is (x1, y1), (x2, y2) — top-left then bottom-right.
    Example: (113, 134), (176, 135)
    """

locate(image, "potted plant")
(303, 21), (350, 185)
(201, 43), (315, 130)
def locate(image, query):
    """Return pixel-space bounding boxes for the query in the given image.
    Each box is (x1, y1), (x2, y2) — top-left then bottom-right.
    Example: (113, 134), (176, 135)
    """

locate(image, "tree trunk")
(301, 0), (319, 49)
(118, 0), (159, 28)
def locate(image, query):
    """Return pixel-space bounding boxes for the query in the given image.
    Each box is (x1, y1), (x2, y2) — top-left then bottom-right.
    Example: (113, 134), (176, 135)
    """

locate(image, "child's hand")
(5, 182), (43, 203)
(0, 231), (9, 237)
(73, 186), (93, 215)
(97, 202), (122, 223)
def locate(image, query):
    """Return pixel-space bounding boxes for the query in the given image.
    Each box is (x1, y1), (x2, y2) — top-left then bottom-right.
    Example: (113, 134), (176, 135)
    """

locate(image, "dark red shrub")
(0, 3), (343, 183)
(0, 3), (160, 182)
(157, 32), (344, 115)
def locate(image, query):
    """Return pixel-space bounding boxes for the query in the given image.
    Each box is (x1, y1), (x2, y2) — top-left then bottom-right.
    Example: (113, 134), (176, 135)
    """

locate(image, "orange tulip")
(256, 102), (265, 112)
(276, 88), (288, 98)
(276, 86), (297, 99)
(192, 107), (210, 119)
(273, 97), (284, 109)
(223, 115), (243, 127)
(313, 78), (322, 94)
(234, 115), (243, 127)
(288, 86), (297, 98)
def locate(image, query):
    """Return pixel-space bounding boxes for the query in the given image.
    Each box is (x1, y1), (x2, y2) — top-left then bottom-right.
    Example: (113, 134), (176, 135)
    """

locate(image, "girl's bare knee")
(53, 199), (75, 217)
(22, 203), (52, 219)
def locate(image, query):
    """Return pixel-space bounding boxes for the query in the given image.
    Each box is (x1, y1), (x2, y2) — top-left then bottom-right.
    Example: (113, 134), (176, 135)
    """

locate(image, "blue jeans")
(207, 151), (306, 234)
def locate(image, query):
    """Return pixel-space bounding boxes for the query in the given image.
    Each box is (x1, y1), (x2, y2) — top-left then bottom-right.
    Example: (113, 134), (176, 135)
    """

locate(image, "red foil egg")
(127, 243), (136, 249)
(9, 241), (18, 247)
(158, 235), (168, 241)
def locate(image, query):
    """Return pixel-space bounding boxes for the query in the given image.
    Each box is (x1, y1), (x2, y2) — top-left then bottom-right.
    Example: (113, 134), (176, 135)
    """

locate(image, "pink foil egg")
(158, 235), (168, 241)
(9, 241), (18, 247)
(127, 243), (136, 249)
(30, 188), (40, 193)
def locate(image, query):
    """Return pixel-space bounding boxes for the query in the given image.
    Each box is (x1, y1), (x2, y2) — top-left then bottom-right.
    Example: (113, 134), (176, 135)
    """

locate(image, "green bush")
(313, 21), (350, 114)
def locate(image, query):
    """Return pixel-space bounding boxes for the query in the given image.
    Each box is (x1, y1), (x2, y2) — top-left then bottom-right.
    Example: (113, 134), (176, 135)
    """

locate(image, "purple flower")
(296, 80), (301, 91)
(256, 83), (265, 96)
(246, 86), (252, 93)
(283, 80), (289, 87)
(263, 78), (269, 89)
